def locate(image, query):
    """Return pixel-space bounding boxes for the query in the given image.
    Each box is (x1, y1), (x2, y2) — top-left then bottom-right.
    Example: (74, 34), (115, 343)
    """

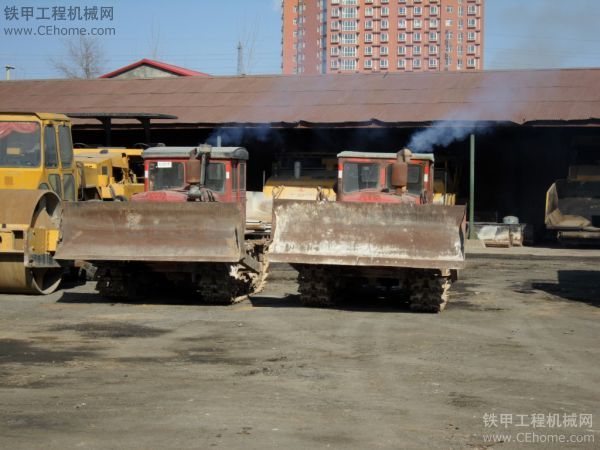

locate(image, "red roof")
(100, 58), (209, 78)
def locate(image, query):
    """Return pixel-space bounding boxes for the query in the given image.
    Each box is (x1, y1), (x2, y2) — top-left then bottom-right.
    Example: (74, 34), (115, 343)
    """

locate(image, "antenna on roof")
(237, 41), (244, 76)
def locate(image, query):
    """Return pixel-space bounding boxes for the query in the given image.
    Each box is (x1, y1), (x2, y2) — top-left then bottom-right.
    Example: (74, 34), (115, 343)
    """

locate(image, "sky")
(1, 0), (599, 79)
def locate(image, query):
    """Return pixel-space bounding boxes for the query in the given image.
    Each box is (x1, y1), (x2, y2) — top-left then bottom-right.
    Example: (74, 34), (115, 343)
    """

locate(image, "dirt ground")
(0, 255), (598, 449)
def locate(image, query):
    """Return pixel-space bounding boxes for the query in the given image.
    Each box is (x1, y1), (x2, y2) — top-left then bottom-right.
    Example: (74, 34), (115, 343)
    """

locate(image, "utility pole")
(468, 133), (476, 239)
(5, 65), (15, 80)
(237, 41), (244, 76)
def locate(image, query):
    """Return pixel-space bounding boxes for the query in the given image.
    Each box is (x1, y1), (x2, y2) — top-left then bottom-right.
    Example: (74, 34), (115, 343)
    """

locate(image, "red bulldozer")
(268, 149), (466, 312)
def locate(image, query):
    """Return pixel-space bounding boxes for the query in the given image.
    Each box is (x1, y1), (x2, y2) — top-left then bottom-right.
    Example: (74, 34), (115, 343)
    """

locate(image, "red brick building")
(282, 0), (484, 74)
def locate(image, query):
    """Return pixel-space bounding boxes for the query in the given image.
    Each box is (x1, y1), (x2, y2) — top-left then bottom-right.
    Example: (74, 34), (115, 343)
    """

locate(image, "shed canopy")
(1, 68), (599, 127)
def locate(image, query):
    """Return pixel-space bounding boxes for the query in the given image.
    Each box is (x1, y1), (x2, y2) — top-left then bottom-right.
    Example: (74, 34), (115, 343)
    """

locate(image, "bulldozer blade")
(269, 200), (466, 270)
(55, 202), (244, 263)
(545, 180), (600, 231)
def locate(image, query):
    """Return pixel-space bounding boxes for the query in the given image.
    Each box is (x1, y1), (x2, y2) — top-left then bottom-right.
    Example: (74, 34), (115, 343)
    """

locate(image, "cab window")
(206, 162), (225, 193)
(148, 161), (185, 191)
(44, 126), (58, 168)
(343, 162), (379, 193)
(58, 125), (73, 168)
(0, 121), (41, 168)
(239, 163), (246, 190)
(231, 163), (238, 192)
(386, 163), (424, 195)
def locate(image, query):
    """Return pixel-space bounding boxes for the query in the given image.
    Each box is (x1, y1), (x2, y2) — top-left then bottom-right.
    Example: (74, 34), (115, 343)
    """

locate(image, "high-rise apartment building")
(282, 0), (484, 74)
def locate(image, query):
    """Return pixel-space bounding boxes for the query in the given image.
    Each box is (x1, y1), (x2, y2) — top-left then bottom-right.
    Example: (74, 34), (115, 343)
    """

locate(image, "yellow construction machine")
(545, 138), (600, 243)
(263, 152), (338, 201)
(0, 112), (147, 294)
(0, 112), (75, 293)
(74, 147), (144, 200)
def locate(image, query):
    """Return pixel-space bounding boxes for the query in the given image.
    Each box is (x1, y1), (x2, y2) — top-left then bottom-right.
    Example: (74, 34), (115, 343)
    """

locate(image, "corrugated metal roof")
(1, 69), (599, 126)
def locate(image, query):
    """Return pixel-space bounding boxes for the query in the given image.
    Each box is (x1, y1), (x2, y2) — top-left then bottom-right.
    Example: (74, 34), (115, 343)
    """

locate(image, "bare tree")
(52, 35), (107, 79)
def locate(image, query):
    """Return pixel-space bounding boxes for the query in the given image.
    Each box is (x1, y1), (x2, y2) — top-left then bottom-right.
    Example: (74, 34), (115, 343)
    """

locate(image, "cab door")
(42, 122), (76, 201)
(57, 122), (76, 201)
(42, 124), (62, 198)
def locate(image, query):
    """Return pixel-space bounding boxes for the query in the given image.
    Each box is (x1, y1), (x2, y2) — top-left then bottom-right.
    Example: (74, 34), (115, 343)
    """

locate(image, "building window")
(467, 44), (476, 54)
(364, 59), (373, 69)
(381, 6), (389, 16)
(330, 47), (340, 56)
(430, 5), (438, 15)
(429, 31), (438, 41)
(457, 32), (464, 43)
(468, 4), (477, 14)
(467, 31), (476, 41)
(429, 58), (438, 68)
(330, 33), (340, 43)
(365, 20), (373, 29)
(398, 19), (406, 29)
(429, 18), (439, 28)
(398, 6), (406, 15)
(381, 19), (389, 29)
(413, 45), (421, 55)
(380, 46), (389, 55)
(331, 21), (340, 30)
(342, 20), (357, 31)
(365, 7), (373, 16)
(413, 59), (422, 68)
(414, 6), (422, 15)
(467, 58), (476, 68)
(414, 19), (422, 29)
(429, 44), (438, 54)
(341, 46), (356, 57)
(342, 0), (358, 4)
(397, 33), (406, 42)
(457, 59), (463, 70)
(458, 19), (464, 30)
(330, 59), (339, 69)
(397, 59), (406, 69)
(467, 18), (477, 28)
(381, 59), (389, 69)
(446, 6), (453, 13)
(341, 59), (357, 71)
(397, 45), (406, 55)
(341, 33), (357, 44)
(365, 33), (373, 43)
(331, 7), (340, 17)
(381, 32), (389, 42)
(342, 7), (357, 18)
(364, 46), (373, 55)
(413, 32), (422, 42)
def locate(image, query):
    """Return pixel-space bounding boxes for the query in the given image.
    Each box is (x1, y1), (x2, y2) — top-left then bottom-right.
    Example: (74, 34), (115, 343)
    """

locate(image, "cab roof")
(143, 146), (249, 161)
(338, 151), (434, 162)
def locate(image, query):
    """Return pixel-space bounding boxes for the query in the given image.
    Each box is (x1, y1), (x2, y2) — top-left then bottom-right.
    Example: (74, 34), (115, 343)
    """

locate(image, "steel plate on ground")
(55, 201), (244, 263)
(270, 200), (466, 269)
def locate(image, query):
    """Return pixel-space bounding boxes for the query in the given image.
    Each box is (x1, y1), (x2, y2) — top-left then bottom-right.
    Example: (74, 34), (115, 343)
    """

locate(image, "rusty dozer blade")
(269, 200), (466, 270)
(55, 201), (244, 263)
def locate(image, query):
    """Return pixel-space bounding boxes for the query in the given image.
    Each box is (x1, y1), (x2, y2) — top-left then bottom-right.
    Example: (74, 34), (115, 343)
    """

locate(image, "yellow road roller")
(0, 112), (75, 294)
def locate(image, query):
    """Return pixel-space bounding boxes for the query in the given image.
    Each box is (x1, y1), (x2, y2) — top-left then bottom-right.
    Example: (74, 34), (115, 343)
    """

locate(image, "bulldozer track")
(408, 271), (451, 313)
(95, 266), (149, 301)
(197, 264), (245, 305)
(296, 266), (340, 307)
